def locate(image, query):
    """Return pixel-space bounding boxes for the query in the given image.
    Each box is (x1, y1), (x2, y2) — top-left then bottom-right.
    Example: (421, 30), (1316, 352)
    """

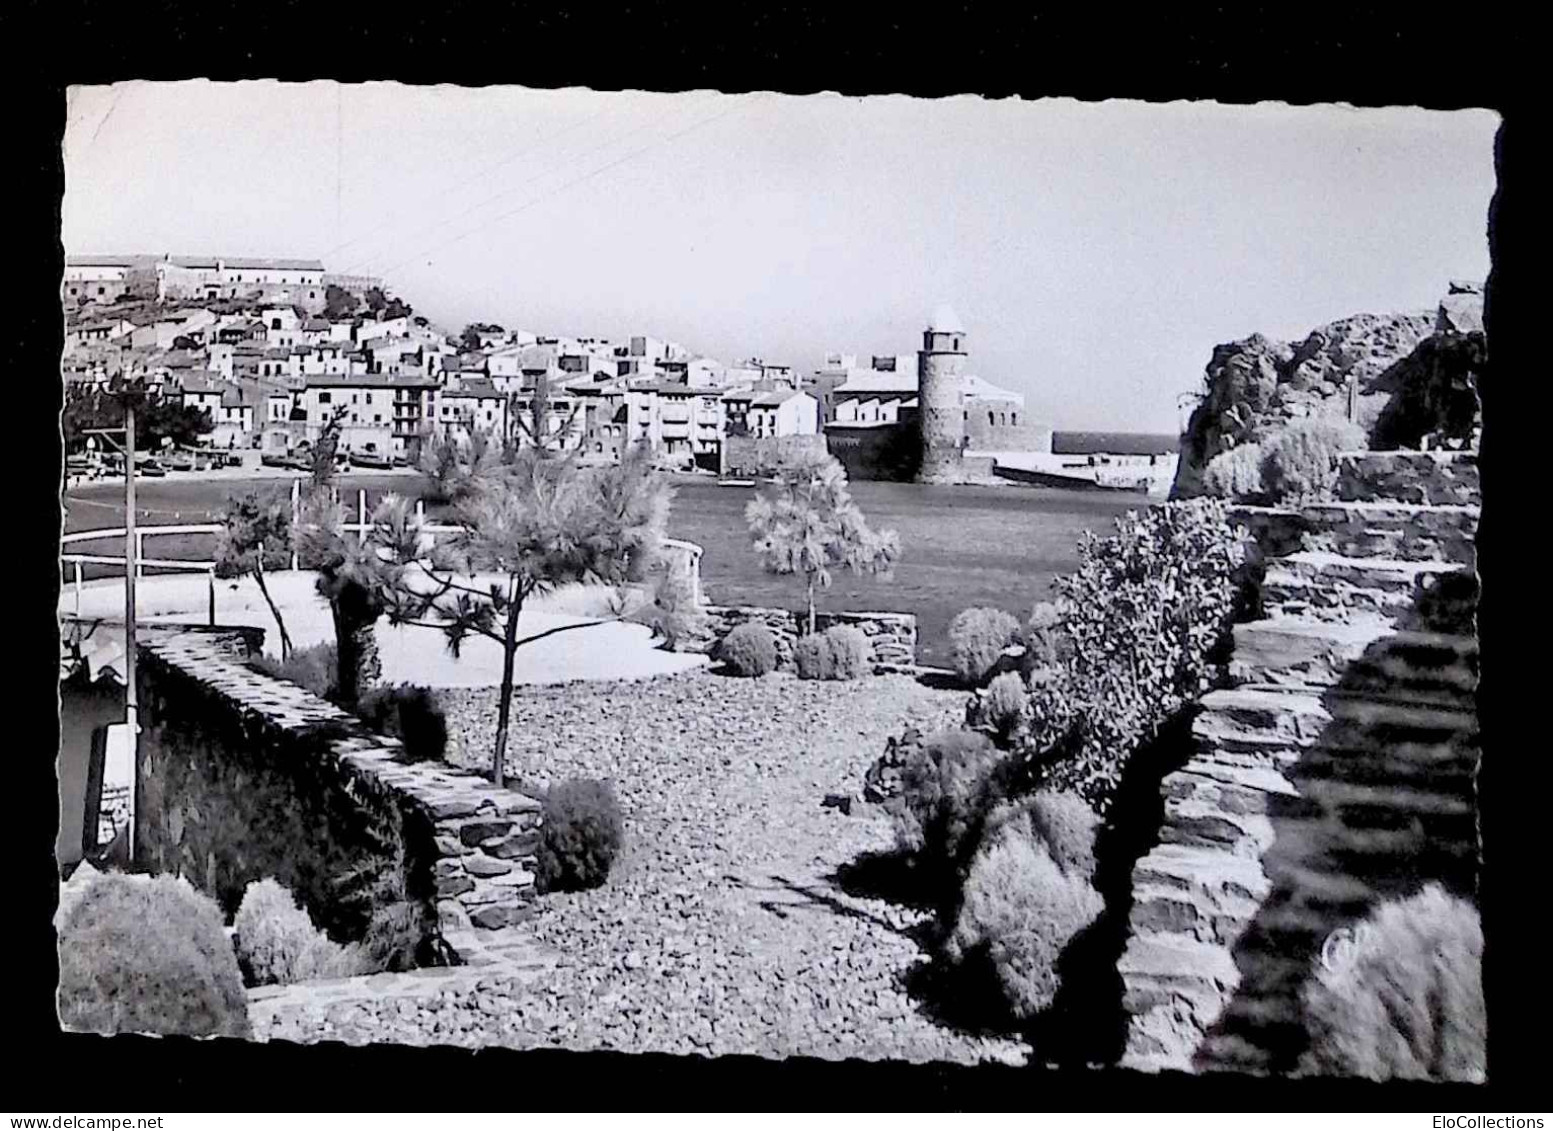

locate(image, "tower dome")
(928, 304), (965, 334)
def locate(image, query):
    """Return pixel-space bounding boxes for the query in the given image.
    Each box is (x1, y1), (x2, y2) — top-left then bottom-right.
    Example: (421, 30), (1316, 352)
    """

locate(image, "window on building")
(318, 392), (332, 404)
(97, 287), (105, 296)
(988, 412), (995, 427)
(1011, 412), (1018, 425)
(999, 412), (1006, 426)
(963, 410), (968, 420)
(374, 414), (382, 423)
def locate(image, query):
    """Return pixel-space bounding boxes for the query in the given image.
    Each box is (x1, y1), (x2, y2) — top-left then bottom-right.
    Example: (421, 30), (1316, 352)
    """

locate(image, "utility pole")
(121, 381), (142, 864)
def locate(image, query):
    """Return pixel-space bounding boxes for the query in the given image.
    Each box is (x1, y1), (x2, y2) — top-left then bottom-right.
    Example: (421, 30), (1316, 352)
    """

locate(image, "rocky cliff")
(1173, 283), (1485, 499)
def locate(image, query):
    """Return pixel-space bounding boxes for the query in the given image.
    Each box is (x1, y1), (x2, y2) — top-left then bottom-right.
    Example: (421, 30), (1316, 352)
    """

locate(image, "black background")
(8, 1), (1538, 1111)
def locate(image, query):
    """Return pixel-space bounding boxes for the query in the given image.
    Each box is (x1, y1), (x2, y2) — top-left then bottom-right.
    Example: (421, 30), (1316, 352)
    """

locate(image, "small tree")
(510, 372), (581, 455)
(214, 490), (296, 659)
(745, 453), (899, 636)
(374, 443), (671, 787)
(294, 404), (403, 708)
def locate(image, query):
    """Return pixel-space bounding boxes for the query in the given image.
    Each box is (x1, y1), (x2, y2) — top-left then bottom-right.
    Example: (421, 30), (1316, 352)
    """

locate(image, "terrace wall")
(694, 606), (917, 673)
(133, 634), (544, 965)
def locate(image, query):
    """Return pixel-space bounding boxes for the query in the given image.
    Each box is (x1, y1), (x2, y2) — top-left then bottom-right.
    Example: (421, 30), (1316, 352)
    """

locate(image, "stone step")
(1195, 687), (1478, 768)
(1268, 551), (1466, 593)
(1231, 617), (1477, 700)
(1188, 729), (1478, 795)
(1261, 557), (1472, 621)
(1298, 501), (1478, 564)
(1336, 450), (1480, 507)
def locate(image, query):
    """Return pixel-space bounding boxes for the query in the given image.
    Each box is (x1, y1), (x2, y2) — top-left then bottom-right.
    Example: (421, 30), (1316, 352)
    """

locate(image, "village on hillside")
(62, 254), (1173, 491)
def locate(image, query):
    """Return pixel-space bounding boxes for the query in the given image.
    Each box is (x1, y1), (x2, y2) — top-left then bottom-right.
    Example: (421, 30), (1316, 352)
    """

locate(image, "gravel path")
(259, 669), (1029, 1065)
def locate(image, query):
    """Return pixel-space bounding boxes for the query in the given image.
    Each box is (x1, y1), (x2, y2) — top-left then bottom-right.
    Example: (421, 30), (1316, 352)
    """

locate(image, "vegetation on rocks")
(1259, 416), (1367, 503)
(719, 622), (779, 678)
(535, 778), (625, 894)
(948, 606), (1022, 688)
(233, 877), (365, 986)
(56, 872), (251, 1039)
(1202, 441), (1267, 502)
(1299, 884), (1485, 1083)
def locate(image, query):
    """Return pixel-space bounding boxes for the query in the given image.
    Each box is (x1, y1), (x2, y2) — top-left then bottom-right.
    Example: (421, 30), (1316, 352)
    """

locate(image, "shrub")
(990, 789), (1100, 883)
(948, 606), (1022, 687)
(1202, 441), (1266, 501)
(794, 625), (873, 681)
(891, 729), (1006, 877)
(823, 624), (871, 680)
(719, 622), (778, 677)
(1026, 499), (1247, 811)
(1259, 416), (1367, 503)
(793, 632), (829, 680)
(251, 641), (339, 702)
(945, 820), (1104, 1020)
(625, 557), (708, 652)
(232, 877), (365, 987)
(1299, 884), (1485, 1083)
(1020, 602), (1069, 683)
(356, 684), (448, 763)
(56, 872), (252, 1039)
(535, 778), (625, 893)
(981, 672), (1029, 744)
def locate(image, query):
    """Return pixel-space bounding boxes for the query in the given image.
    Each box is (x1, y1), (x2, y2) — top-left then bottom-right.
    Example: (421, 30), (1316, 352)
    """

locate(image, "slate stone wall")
(134, 634), (544, 965)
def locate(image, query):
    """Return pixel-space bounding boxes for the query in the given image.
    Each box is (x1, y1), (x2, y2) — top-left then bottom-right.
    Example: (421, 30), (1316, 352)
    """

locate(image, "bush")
(1259, 416), (1367, 503)
(1202, 441), (1266, 501)
(990, 789), (1100, 883)
(1300, 884), (1484, 1082)
(625, 557), (708, 652)
(535, 778), (625, 893)
(945, 820), (1104, 1020)
(796, 624), (873, 681)
(981, 671), (1029, 744)
(1027, 499), (1247, 810)
(793, 632), (829, 680)
(823, 624), (872, 680)
(355, 684), (448, 763)
(56, 872), (251, 1039)
(232, 877), (365, 987)
(949, 606), (1022, 687)
(719, 622), (778, 677)
(1020, 602), (1069, 683)
(251, 641), (339, 702)
(891, 729), (1006, 877)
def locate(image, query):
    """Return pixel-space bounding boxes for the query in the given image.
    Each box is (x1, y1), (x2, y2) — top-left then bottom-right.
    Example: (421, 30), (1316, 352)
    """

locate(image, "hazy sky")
(62, 82), (1497, 433)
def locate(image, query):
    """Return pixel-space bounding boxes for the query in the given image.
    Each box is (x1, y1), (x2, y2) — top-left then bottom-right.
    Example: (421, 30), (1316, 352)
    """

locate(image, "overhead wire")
(318, 97), (624, 269)
(374, 92), (765, 281)
(338, 94), (719, 278)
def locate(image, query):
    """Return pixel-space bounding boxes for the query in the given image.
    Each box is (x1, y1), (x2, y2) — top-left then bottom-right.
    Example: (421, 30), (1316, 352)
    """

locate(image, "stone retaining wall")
(1118, 448), (1481, 1075)
(134, 634), (543, 964)
(693, 605), (918, 673)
